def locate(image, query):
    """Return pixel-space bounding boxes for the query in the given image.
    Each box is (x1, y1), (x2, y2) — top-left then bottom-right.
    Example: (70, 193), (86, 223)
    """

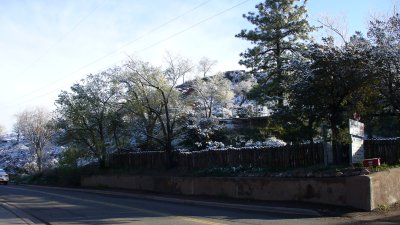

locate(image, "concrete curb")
(26, 185), (321, 217)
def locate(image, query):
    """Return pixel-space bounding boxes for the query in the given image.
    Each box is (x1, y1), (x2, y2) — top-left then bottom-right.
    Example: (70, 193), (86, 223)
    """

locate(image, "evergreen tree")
(236, 0), (316, 107)
(368, 13), (400, 114)
(289, 34), (377, 161)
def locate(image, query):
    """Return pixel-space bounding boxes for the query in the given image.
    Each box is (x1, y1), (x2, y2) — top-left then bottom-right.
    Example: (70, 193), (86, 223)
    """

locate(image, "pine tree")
(236, 0), (316, 107)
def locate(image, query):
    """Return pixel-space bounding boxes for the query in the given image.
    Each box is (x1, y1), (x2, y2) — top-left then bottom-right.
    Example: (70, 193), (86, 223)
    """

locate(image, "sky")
(0, 0), (397, 132)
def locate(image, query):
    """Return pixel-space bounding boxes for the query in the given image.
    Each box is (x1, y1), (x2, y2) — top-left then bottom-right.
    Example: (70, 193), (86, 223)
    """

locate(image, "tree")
(125, 56), (190, 167)
(164, 52), (193, 84)
(55, 68), (123, 168)
(232, 75), (257, 107)
(191, 73), (234, 118)
(317, 14), (349, 45)
(288, 34), (376, 160)
(236, 0), (316, 107)
(59, 146), (87, 168)
(368, 13), (400, 114)
(118, 60), (165, 151)
(197, 57), (217, 78)
(0, 125), (5, 138)
(14, 107), (54, 172)
(273, 56), (320, 143)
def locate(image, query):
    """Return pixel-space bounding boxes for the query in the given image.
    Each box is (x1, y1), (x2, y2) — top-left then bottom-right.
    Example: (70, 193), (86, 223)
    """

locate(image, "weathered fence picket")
(364, 138), (400, 165)
(109, 143), (325, 170)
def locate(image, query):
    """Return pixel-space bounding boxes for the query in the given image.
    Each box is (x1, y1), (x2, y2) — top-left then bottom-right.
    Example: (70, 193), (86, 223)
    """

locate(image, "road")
(0, 185), (398, 225)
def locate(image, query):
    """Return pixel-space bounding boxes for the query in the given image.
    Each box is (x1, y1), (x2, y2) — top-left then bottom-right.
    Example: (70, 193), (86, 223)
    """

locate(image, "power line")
(134, 0), (250, 54)
(4, 0), (212, 106)
(13, 1), (103, 80)
(1, 0), (250, 110)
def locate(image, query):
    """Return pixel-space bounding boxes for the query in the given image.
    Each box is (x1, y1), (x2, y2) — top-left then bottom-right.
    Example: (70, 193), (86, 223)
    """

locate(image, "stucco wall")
(369, 168), (400, 209)
(81, 168), (400, 211)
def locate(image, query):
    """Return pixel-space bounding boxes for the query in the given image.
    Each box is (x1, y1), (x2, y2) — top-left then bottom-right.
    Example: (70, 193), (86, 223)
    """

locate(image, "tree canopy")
(55, 68), (122, 168)
(236, 0), (316, 106)
(15, 107), (55, 172)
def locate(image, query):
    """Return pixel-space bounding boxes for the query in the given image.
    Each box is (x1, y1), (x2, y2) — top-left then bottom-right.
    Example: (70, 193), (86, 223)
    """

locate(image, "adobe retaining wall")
(81, 168), (400, 211)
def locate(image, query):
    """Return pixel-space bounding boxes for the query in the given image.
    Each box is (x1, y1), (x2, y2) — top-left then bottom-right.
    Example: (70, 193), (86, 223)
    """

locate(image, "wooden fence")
(110, 151), (166, 169)
(109, 143), (325, 170)
(109, 139), (400, 170)
(364, 138), (400, 165)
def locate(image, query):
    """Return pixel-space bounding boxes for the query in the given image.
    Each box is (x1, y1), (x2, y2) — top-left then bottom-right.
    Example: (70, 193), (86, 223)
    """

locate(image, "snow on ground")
(205, 136), (287, 150)
(0, 131), (287, 173)
(0, 133), (62, 174)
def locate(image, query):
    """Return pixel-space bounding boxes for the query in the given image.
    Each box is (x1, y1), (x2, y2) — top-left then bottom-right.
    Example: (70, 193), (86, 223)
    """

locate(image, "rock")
(360, 168), (370, 175)
(335, 171), (344, 177)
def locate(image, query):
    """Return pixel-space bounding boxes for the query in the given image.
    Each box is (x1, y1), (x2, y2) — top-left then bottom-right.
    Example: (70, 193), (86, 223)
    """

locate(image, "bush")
(180, 118), (228, 150)
(58, 146), (87, 168)
(15, 167), (85, 186)
(192, 165), (269, 177)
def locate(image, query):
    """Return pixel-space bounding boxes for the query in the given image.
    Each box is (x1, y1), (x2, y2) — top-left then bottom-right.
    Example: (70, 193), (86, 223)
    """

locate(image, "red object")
(363, 158), (381, 167)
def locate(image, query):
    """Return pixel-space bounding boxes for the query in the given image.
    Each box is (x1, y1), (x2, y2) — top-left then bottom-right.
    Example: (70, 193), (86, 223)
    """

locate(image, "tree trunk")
(164, 138), (174, 169)
(330, 113), (341, 164)
(37, 151), (42, 172)
(307, 117), (315, 144)
(276, 40), (284, 108)
(99, 158), (106, 169)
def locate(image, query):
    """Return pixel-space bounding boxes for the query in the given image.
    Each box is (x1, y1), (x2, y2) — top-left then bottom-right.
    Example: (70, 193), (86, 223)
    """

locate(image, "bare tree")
(232, 76), (257, 106)
(192, 73), (234, 118)
(164, 51), (193, 84)
(14, 107), (54, 172)
(317, 14), (349, 45)
(0, 125), (5, 140)
(197, 57), (217, 78)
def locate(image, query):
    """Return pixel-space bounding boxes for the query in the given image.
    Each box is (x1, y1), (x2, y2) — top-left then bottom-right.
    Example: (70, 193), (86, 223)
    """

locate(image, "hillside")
(0, 133), (61, 174)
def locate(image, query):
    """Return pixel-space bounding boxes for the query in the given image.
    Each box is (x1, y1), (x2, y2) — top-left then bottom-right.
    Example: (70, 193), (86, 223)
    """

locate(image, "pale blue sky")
(0, 0), (397, 132)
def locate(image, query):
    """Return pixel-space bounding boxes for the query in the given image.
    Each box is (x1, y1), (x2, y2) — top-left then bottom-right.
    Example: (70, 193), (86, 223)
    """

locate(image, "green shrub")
(59, 146), (87, 168)
(14, 167), (85, 186)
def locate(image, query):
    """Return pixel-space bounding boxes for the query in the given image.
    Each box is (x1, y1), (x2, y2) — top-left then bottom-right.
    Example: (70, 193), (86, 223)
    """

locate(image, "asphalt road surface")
(0, 184), (398, 224)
